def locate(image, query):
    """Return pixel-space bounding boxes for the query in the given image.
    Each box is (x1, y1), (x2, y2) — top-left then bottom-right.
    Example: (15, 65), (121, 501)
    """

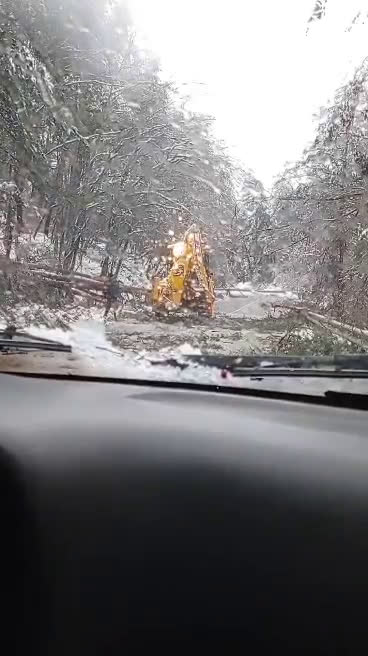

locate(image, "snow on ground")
(0, 319), (238, 386)
(3, 289), (292, 359)
(2, 301), (106, 330)
(2, 296), (286, 358)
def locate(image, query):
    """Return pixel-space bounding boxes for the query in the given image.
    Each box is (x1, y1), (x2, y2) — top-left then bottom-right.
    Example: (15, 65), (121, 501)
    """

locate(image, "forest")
(2, 0), (368, 341)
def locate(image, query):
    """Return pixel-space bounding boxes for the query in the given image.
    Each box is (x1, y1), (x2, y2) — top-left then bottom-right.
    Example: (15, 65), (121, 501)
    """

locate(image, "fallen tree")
(17, 263), (149, 303)
(274, 305), (368, 352)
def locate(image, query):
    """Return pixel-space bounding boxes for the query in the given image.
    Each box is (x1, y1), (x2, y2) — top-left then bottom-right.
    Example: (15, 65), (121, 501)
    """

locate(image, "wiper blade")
(0, 326), (71, 354)
(223, 369), (368, 379)
(0, 339), (71, 353)
(149, 353), (368, 377)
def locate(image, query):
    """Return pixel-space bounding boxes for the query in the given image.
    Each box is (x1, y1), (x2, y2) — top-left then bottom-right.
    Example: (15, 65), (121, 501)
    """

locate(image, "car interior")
(1, 370), (368, 652)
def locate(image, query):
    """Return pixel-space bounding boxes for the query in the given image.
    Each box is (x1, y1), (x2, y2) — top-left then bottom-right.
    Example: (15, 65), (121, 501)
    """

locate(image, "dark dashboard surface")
(1, 372), (368, 652)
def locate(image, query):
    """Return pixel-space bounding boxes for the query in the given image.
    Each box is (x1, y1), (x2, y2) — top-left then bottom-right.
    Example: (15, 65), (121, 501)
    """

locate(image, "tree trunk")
(4, 197), (14, 258)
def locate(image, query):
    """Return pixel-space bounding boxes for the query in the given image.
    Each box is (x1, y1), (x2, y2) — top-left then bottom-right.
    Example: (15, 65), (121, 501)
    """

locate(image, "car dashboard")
(1, 371), (368, 652)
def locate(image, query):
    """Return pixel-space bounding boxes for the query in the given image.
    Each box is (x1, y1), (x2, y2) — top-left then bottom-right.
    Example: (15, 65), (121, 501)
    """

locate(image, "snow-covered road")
(105, 285), (298, 356)
(3, 279), (298, 357)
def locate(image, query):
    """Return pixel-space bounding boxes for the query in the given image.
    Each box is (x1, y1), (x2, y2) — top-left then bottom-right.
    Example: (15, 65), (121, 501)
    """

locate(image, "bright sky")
(127, 0), (368, 187)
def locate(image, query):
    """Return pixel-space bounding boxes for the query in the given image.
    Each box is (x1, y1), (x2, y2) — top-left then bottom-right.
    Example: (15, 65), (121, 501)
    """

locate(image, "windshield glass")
(1, 0), (368, 380)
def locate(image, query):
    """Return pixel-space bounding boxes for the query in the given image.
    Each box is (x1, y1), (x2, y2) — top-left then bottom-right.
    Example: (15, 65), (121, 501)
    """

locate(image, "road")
(106, 312), (289, 356)
(105, 288), (298, 356)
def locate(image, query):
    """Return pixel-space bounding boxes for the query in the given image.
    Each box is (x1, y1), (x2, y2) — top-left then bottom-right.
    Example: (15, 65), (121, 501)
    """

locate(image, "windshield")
(1, 0), (368, 380)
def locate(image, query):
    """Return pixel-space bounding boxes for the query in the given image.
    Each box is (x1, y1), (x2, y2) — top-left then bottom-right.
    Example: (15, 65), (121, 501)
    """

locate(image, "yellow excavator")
(151, 225), (216, 316)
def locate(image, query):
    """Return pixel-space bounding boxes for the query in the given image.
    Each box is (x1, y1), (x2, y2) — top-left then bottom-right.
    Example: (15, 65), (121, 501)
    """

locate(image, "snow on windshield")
(1, 1), (368, 372)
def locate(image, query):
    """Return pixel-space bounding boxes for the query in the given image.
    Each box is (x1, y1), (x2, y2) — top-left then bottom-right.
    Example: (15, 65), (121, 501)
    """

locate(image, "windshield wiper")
(0, 326), (71, 354)
(149, 353), (368, 378)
